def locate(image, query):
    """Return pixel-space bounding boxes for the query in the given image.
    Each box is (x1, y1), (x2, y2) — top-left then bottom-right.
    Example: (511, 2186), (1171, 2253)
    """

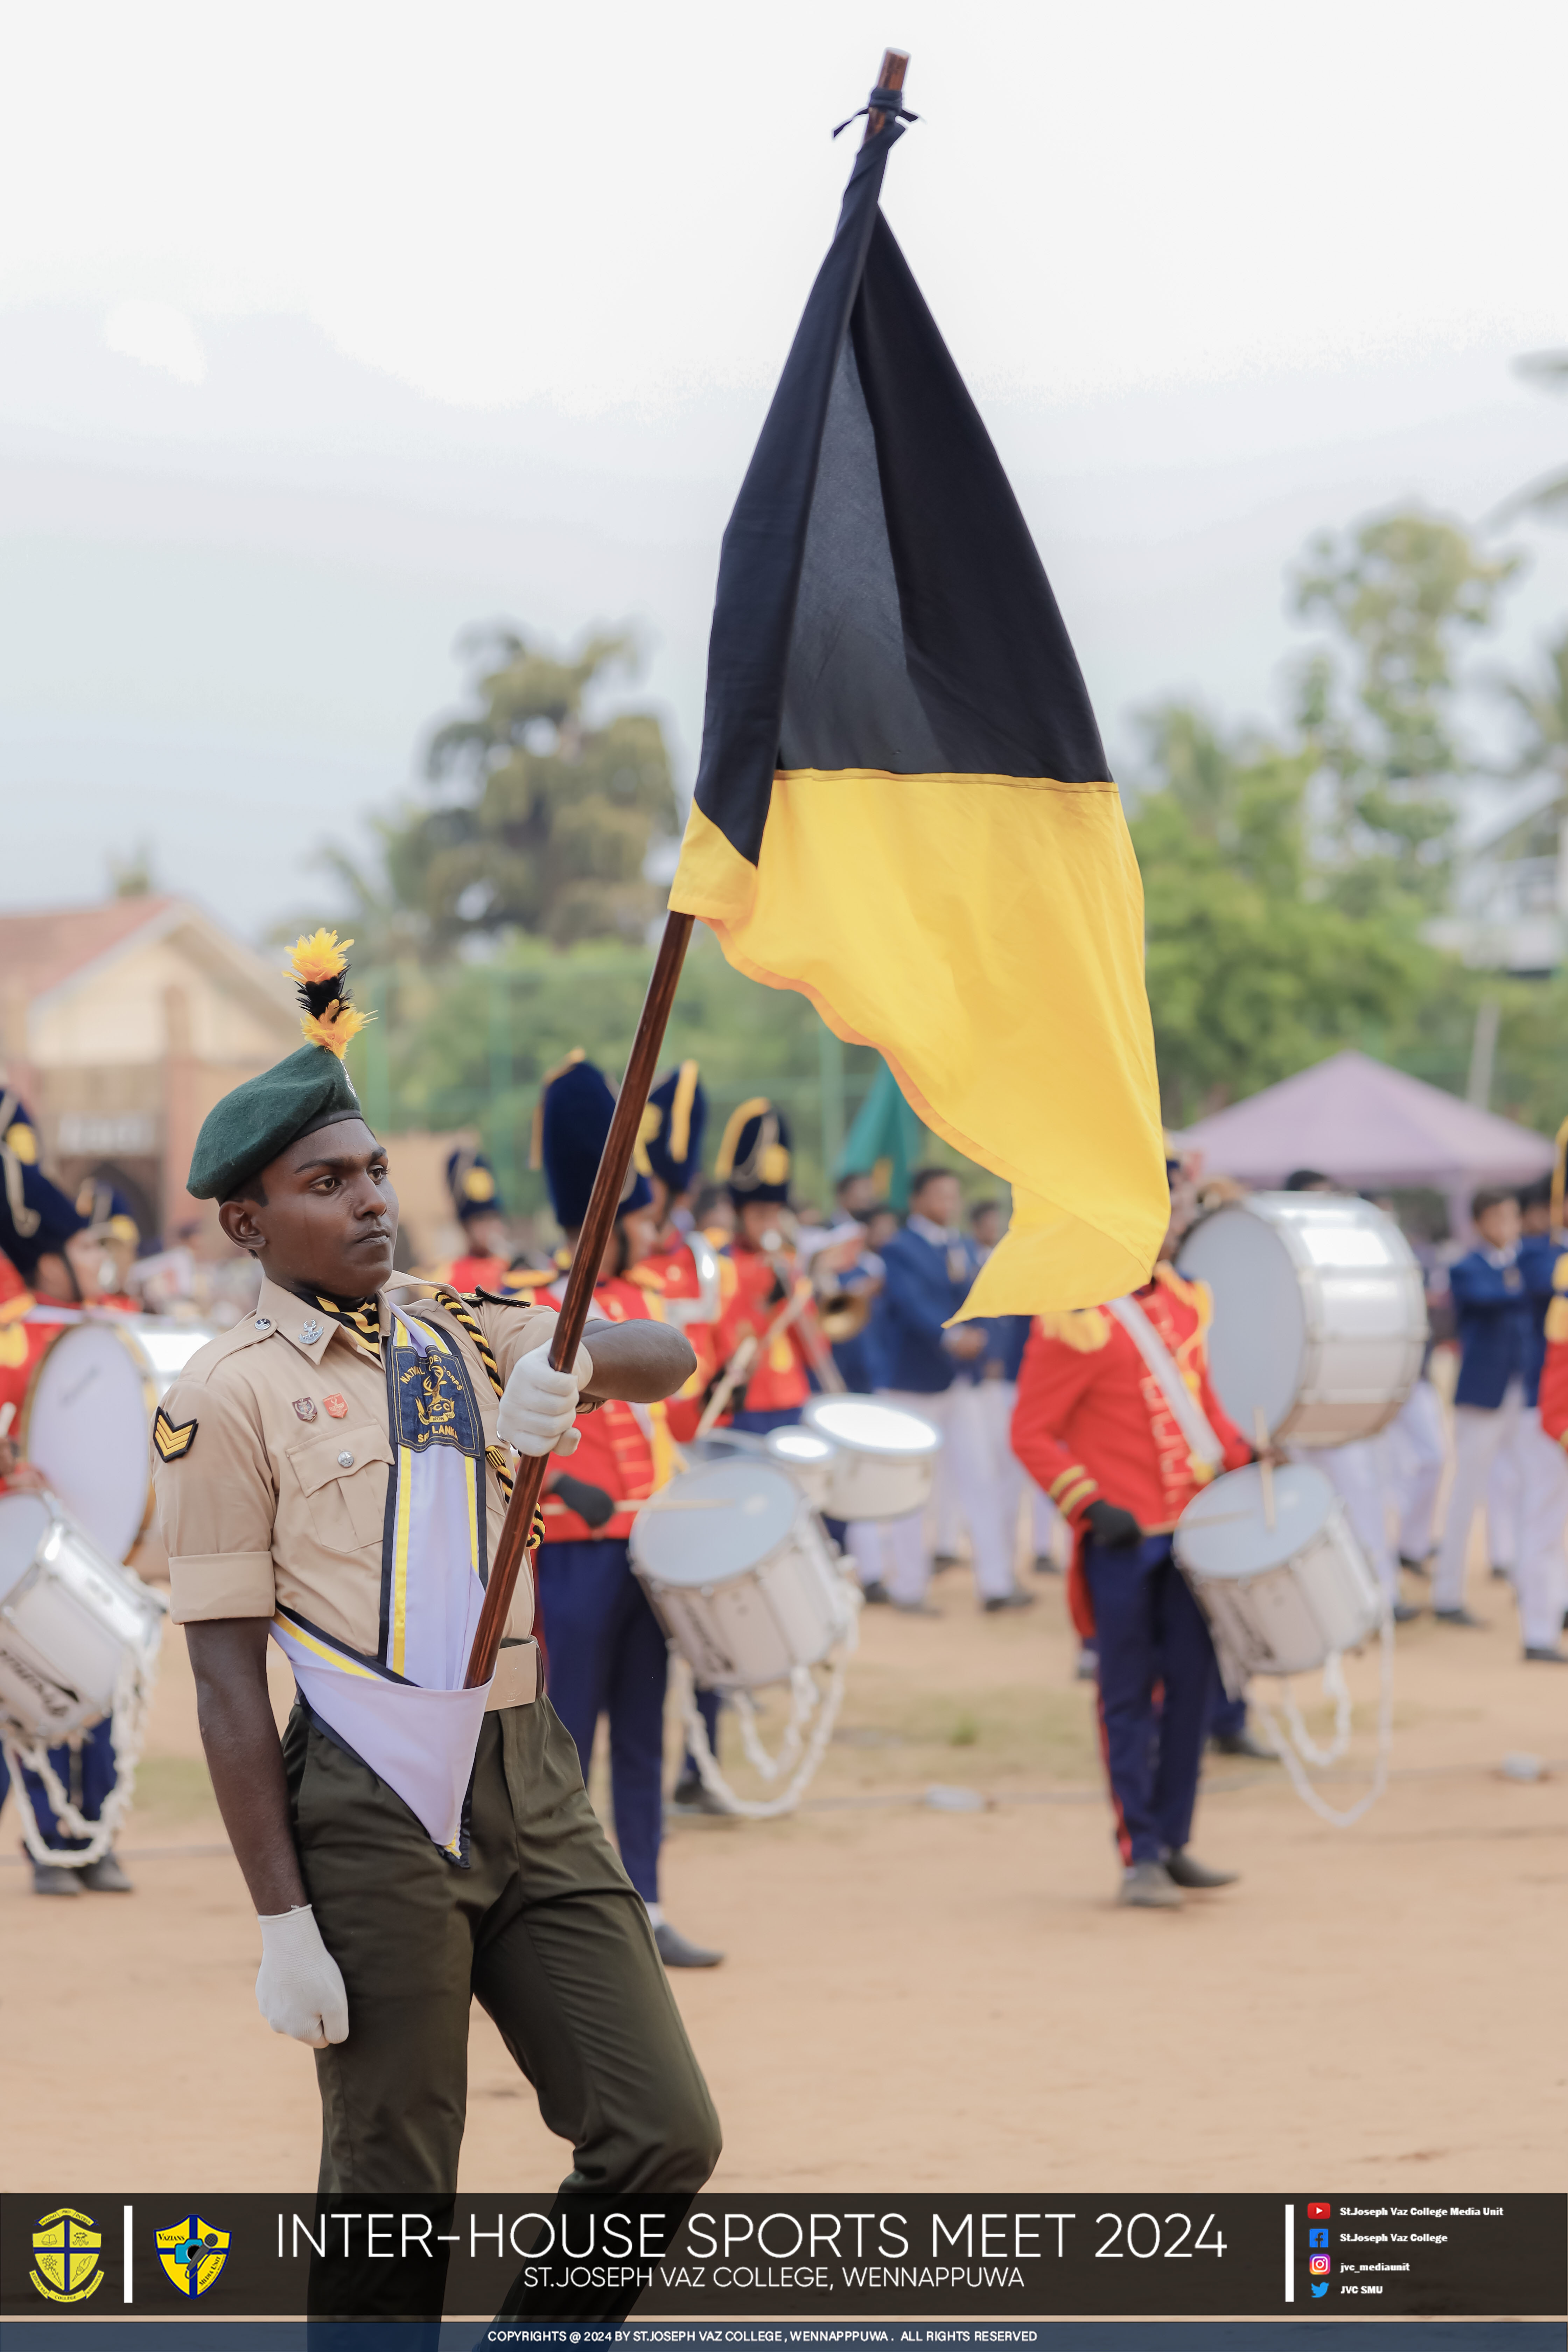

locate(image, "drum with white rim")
(0, 1490), (167, 1743)
(1178, 1192), (1426, 1447)
(630, 1458), (857, 1690)
(800, 1394), (941, 1521)
(764, 1423), (837, 1513)
(1173, 1461), (1385, 1689)
(21, 1314), (215, 1562)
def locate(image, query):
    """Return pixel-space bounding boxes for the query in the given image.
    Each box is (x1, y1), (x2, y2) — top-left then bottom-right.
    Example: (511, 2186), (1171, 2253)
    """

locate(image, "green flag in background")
(836, 1058), (923, 1211)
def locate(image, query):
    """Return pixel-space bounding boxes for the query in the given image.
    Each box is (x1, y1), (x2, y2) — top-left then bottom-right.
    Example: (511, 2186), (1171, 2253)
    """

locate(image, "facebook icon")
(1309, 2228), (1329, 2247)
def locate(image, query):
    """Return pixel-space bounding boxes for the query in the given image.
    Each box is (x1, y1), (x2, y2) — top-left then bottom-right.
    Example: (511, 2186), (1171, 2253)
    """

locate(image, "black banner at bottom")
(2, 2194), (1562, 2324)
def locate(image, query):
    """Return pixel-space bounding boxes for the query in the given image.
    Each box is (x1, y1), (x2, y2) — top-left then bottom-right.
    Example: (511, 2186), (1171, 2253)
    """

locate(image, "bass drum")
(21, 1316), (214, 1563)
(630, 1458), (857, 1691)
(1174, 1461), (1386, 1687)
(0, 1490), (167, 1743)
(1178, 1193), (1426, 1447)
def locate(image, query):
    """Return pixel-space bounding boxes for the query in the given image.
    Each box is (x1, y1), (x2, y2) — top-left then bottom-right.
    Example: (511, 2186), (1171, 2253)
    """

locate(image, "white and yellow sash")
(270, 1307), (494, 1860)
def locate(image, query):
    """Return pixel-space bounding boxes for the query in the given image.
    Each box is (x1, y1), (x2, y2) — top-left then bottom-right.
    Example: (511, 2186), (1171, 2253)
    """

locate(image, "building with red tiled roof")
(0, 896), (297, 1251)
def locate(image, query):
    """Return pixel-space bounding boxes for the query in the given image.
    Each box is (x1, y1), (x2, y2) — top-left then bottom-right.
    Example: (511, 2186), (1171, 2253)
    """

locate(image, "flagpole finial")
(865, 49), (910, 143)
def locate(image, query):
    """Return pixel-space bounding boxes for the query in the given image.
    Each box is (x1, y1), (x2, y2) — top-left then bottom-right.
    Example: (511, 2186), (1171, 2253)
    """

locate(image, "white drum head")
(803, 1396), (940, 1458)
(766, 1427), (835, 1473)
(1175, 1462), (1337, 1581)
(131, 1318), (213, 1398)
(1178, 1206), (1307, 1435)
(23, 1322), (154, 1563)
(631, 1461), (802, 1587)
(0, 1491), (51, 1604)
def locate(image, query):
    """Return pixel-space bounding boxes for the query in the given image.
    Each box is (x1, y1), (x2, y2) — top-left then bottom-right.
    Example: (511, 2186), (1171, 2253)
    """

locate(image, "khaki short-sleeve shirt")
(153, 1273), (556, 1657)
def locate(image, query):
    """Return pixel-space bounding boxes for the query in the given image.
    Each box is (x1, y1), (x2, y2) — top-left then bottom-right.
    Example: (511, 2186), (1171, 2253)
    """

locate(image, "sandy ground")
(1, 1545), (1562, 2194)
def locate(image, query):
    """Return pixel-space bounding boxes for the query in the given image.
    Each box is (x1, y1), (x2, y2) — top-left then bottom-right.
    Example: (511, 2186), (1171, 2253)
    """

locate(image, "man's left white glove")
(255, 1903), (349, 2047)
(498, 1339), (595, 1457)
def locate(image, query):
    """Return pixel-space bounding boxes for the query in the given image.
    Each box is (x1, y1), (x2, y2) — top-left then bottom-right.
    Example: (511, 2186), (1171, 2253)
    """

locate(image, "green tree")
(1291, 509), (1520, 917)
(384, 628), (680, 949)
(1497, 349), (1568, 526)
(1132, 703), (1449, 1122)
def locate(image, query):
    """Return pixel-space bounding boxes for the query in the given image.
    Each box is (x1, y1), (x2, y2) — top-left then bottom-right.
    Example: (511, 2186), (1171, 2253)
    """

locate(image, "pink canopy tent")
(1180, 1049), (1553, 1234)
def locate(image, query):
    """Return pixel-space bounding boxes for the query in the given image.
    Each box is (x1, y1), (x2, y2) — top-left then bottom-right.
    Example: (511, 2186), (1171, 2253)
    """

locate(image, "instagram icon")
(1310, 2255), (1331, 2276)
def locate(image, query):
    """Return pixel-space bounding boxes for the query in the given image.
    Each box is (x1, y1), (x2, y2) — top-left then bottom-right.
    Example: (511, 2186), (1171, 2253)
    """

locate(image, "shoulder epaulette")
(627, 1263), (666, 1294)
(1037, 1306), (1112, 1352)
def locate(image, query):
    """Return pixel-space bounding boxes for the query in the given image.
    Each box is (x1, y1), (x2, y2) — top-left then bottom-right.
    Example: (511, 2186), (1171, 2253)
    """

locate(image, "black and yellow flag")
(670, 115), (1164, 1313)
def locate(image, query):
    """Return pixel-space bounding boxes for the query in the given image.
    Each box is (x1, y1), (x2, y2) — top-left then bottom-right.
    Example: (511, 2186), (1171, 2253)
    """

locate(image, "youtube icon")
(1308, 2202), (1331, 2219)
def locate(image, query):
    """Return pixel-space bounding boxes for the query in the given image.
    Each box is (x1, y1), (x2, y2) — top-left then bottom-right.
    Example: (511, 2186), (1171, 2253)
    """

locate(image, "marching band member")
(708, 1098), (826, 1436)
(638, 1060), (720, 1444)
(0, 1105), (134, 1893)
(1432, 1186), (1539, 1626)
(74, 1177), (145, 1310)
(532, 1056), (723, 1967)
(864, 1167), (1023, 1615)
(442, 1144), (513, 1293)
(1010, 1162), (1254, 1908)
(1519, 1250), (1568, 1662)
(153, 938), (717, 2267)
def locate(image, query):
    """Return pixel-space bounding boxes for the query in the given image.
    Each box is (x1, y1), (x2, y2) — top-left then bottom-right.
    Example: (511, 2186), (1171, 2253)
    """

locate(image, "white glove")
(497, 1339), (594, 1457)
(256, 1903), (349, 2048)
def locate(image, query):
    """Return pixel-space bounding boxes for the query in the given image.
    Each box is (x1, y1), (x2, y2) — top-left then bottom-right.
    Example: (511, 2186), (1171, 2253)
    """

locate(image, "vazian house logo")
(156, 2214), (231, 2296)
(30, 2207), (104, 2303)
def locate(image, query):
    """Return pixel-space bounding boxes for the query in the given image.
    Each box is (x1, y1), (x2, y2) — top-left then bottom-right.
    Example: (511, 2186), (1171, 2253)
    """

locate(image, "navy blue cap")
(644, 1062), (706, 1196)
(538, 1058), (652, 1232)
(446, 1145), (504, 1224)
(714, 1098), (792, 1206)
(1, 1094), (88, 1278)
(76, 1177), (141, 1246)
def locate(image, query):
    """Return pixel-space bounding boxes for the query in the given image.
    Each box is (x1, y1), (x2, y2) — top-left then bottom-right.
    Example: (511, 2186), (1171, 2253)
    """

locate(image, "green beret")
(187, 1045), (367, 1201)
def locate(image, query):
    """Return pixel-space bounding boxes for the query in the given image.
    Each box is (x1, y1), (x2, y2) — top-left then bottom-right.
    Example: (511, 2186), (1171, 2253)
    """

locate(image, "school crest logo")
(30, 2206), (104, 2302)
(156, 2214), (230, 2297)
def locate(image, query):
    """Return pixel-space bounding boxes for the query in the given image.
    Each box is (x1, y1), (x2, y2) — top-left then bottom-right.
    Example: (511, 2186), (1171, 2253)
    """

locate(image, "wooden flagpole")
(464, 910), (694, 1686)
(464, 45), (911, 1689)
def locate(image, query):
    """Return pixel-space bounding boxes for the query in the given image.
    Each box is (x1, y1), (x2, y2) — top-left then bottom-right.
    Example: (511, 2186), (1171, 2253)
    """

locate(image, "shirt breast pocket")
(289, 1427), (394, 1557)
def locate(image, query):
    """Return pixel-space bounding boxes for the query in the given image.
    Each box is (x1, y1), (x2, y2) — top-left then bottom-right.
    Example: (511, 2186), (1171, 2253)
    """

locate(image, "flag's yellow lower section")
(670, 769), (1166, 1314)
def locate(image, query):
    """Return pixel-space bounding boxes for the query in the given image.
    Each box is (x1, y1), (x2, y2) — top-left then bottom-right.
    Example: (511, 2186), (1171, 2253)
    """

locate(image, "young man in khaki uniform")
(152, 938), (719, 2248)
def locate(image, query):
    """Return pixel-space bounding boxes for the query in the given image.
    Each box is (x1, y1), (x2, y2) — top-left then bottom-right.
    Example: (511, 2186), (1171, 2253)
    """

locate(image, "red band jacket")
(536, 1270), (666, 1543)
(1010, 1264), (1251, 1633)
(1534, 1255), (1568, 1445)
(711, 1243), (821, 1417)
(641, 1237), (719, 1443)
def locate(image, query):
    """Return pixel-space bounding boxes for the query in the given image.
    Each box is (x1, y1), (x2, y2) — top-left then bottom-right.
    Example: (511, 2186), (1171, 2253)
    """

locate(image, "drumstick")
(694, 1333), (759, 1438)
(1254, 1406), (1275, 1531)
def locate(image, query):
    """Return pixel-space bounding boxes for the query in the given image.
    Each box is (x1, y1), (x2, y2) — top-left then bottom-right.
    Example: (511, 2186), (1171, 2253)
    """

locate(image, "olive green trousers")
(282, 1694), (721, 2198)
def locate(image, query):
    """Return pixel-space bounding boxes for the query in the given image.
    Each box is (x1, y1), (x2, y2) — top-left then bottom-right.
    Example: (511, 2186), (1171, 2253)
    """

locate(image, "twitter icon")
(1311, 2282), (1329, 2300)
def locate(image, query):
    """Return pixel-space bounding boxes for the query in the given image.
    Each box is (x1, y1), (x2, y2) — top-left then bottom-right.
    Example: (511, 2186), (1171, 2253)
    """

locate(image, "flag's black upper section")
(693, 123), (1110, 867)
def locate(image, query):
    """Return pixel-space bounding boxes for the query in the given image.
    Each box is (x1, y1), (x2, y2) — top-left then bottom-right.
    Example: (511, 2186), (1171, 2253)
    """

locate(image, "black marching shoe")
(1434, 1606), (1485, 1627)
(1118, 1860), (1183, 1909)
(1032, 1551), (1062, 1576)
(80, 1852), (134, 1892)
(654, 1920), (724, 1969)
(1398, 1552), (1432, 1577)
(1163, 1847), (1239, 1889)
(31, 1860), (82, 1897)
(1522, 1646), (1568, 1664)
(668, 1770), (727, 1818)
(982, 1587), (1037, 1613)
(860, 1580), (891, 1605)
(1209, 1727), (1278, 1760)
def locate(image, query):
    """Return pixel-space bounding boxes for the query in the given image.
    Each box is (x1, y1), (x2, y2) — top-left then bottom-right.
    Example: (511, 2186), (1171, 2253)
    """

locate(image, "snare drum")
(764, 1424), (837, 1512)
(800, 1395), (941, 1521)
(1174, 1461), (1385, 1687)
(630, 1458), (856, 1690)
(0, 1490), (167, 1743)
(21, 1314), (214, 1562)
(1178, 1193), (1426, 1446)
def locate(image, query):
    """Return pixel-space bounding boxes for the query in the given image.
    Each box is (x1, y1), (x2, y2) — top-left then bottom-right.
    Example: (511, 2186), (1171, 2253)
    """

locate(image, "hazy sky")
(1, 1), (1564, 936)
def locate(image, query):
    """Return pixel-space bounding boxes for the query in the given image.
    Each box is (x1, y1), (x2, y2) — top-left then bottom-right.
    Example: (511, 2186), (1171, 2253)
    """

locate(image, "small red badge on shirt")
(322, 1394), (348, 1419)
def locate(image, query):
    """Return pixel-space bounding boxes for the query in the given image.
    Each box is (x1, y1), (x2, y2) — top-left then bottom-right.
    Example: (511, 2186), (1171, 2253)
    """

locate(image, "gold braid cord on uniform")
(312, 1293), (383, 1358)
(429, 1286), (547, 1555)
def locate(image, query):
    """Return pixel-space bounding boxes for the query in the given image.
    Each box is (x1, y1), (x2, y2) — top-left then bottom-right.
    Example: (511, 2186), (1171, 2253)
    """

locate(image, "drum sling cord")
(2, 1645), (156, 1870)
(673, 1581), (863, 1822)
(1247, 1613), (1397, 1828)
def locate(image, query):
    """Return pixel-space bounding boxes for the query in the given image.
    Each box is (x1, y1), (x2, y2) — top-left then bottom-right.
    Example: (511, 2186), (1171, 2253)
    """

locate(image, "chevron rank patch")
(153, 1407), (198, 1462)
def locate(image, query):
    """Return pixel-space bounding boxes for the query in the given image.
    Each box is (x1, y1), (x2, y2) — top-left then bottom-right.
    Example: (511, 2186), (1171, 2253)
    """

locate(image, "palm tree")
(1494, 350), (1568, 526)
